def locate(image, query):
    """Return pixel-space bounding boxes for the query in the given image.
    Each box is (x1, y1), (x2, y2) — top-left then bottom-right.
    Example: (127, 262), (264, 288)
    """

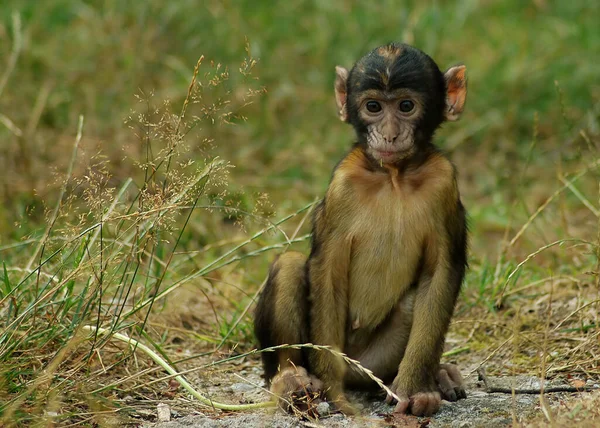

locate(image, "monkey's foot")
(386, 372), (442, 416)
(437, 363), (467, 401)
(386, 389), (441, 416)
(385, 364), (466, 416)
(329, 395), (358, 416)
(270, 366), (324, 416)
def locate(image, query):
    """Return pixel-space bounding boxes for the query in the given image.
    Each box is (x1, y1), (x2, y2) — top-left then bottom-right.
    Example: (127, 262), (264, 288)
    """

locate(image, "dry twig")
(477, 368), (598, 394)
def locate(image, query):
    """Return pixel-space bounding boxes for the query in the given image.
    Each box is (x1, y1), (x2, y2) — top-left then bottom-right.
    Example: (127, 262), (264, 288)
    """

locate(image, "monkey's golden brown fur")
(255, 43), (468, 417)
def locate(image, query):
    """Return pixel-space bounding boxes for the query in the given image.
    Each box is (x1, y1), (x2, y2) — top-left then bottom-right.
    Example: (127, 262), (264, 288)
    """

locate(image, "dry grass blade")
(128, 201), (317, 316)
(495, 238), (593, 307)
(0, 12), (22, 99)
(0, 113), (22, 136)
(21, 115), (85, 280)
(559, 175), (600, 217)
(508, 160), (600, 249)
(82, 326), (273, 411)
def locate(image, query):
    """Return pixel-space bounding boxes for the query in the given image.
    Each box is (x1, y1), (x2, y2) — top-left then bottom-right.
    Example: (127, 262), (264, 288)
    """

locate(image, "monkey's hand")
(436, 363), (467, 402)
(386, 375), (441, 416)
(271, 367), (324, 415)
(325, 383), (358, 415)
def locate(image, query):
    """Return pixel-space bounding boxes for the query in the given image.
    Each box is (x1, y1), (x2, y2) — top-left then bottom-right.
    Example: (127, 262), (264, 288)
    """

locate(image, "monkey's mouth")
(373, 149), (401, 162)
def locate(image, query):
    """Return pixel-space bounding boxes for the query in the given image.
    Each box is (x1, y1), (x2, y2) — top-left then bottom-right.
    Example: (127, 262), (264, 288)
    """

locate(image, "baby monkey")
(255, 43), (468, 417)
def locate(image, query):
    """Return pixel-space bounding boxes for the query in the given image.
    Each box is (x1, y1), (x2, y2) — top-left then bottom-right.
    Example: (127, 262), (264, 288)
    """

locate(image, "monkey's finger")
(334, 398), (358, 415)
(308, 375), (324, 393)
(456, 386), (467, 400)
(387, 377), (401, 404)
(385, 387), (396, 404)
(425, 392), (441, 416)
(392, 392), (410, 413)
(441, 363), (465, 385)
(437, 369), (457, 401)
(439, 363), (467, 400)
(385, 391), (401, 405)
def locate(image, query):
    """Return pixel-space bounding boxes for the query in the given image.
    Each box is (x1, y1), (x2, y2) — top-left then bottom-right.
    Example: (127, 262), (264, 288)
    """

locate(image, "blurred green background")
(1, 1), (598, 235)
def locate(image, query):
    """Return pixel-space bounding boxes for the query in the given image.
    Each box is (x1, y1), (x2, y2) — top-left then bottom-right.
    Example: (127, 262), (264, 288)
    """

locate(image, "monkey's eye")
(365, 101), (382, 113)
(399, 100), (415, 113)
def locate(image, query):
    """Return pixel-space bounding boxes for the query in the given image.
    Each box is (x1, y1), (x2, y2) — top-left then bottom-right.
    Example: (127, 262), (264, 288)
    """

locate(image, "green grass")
(0, 0), (599, 425)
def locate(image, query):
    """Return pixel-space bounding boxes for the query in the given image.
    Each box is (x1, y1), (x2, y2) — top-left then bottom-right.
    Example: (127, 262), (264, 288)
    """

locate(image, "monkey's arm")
(306, 201), (354, 410)
(392, 192), (467, 414)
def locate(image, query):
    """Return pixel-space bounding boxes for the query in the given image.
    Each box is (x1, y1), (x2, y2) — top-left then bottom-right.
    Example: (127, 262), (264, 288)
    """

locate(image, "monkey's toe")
(437, 368), (457, 401)
(437, 363), (467, 402)
(332, 397), (358, 415)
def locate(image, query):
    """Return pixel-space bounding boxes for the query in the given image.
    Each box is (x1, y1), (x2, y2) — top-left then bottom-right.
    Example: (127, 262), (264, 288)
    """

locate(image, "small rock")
(526, 380), (541, 389)
(316, 401), (330, 416)
(157, 403), (171, 422)
(230, 382), (255, 392)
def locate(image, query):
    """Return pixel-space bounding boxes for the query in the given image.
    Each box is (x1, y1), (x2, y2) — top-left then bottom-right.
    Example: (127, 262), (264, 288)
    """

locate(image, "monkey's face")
(334, 43), (466, 164)
(353, 87), (425, 163)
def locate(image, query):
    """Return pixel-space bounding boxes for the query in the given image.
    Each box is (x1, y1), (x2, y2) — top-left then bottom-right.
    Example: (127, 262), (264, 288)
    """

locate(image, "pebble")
(316, 401), (330, 416)
(157, 403), (171, 422)
(230, 382), (255, 392)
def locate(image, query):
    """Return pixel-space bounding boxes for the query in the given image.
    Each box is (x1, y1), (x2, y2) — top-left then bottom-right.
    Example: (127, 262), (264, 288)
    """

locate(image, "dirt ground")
(141, 358), (598, 428)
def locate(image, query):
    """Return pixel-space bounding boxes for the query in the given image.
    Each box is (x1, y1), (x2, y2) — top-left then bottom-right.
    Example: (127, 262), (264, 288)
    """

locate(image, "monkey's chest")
(347, 197), (429, 330)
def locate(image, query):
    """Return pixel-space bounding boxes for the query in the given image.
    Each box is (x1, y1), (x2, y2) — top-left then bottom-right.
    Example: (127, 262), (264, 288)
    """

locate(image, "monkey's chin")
(370, 149), (407, 164)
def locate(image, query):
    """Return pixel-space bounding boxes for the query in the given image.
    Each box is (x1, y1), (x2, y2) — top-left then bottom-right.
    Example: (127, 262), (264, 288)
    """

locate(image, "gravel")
(146, 373), (574, 428)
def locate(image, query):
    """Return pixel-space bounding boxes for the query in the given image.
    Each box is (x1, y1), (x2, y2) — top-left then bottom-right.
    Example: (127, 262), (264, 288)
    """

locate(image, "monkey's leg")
(254, 252), (323, 413)
(351, 344), (467, 403)
(388, 271), (465, 415)
(344, 297), (465, 411)
(344, 295), (415, 388)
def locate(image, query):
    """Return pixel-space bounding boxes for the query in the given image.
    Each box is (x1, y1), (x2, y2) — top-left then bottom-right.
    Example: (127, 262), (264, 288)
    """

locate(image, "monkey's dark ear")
(334, 66), (349, 122)
(444, 65), (467, 121)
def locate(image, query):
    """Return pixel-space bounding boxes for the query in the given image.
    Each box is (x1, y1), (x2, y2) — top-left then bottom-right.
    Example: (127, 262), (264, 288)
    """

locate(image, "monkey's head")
(334, 43), (467, 164)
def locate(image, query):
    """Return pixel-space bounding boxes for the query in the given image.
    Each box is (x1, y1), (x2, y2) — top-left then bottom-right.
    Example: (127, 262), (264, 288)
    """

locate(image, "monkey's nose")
(384, 135), (398, 143)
